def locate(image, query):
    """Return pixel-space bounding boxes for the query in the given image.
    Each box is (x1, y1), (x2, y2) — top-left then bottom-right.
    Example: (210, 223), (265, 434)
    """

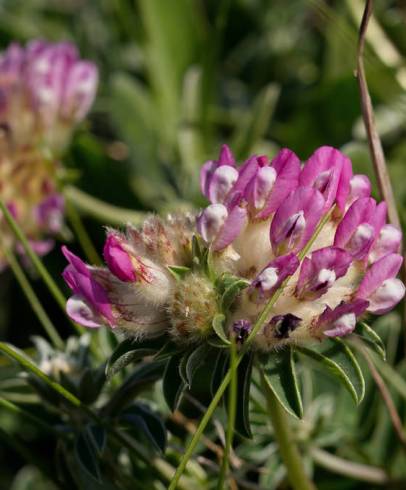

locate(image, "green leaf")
(79, 364), (106, 404)
(297, 343), (363, 405)
(167, 265), (191, 281)
(261, 347), (303, 419)
(221, 278), (250, 312)
(106, 337), (164, 380)
(211, 350), (229, 398)
(212, 314), (230, 345)
(163, 354), (185, 411)
(234, 352), (254, 439)
(354, 322), (386, 360)
(185, 344), (211, 388)
(154, 341), (181, 362)
(74, 428), (103, 483)
(120, 402), (167, 453)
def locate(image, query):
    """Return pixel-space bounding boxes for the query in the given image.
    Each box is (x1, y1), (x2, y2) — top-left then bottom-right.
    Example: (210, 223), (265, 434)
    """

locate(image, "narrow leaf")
(167, 265), (191, 281)
(211, 350), (229, 398)
(261, 347), (303, 419)
(74, 430), (102, 483)
(212, 314), (230, 345)
(163, 354), (185, 411)
(354, 322), (386, 360)
(221, 279), (250, 312)
(234, 352), (254, 438)
(185, 344), (210, 387)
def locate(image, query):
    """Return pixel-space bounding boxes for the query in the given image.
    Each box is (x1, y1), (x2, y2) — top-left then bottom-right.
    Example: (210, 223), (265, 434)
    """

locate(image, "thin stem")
(217, 338), (238, 490)
(260, 370), (315, 490)
(0, 243), (64, 349)
(64, 186), (145, 226)
(169, 208), (334, 489)
(310, 447), (388, 485)
(355, 0), (400, 229)
(0, 397), (63, 437)
(66, 201), (101, 265)
(0, 199), (83, 334)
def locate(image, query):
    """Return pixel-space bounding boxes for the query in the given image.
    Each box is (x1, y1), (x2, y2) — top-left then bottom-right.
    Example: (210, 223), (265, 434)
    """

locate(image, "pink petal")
(213, 205), (248, 251)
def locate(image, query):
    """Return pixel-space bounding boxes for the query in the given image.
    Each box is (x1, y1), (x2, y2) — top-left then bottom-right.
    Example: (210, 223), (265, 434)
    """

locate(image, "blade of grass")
(0, 242), (64, 350)
(0, 199), (69, 314)
(66, 200), (101, 265)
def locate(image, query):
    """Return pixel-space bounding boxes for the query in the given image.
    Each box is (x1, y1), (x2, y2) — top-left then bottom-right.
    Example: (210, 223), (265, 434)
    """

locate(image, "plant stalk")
(260, 370), (315, 490)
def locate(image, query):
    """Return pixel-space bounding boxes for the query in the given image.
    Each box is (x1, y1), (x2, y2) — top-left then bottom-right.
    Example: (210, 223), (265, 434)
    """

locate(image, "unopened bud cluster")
(62, 145), (405, 351)
(0, 40), (98, 268)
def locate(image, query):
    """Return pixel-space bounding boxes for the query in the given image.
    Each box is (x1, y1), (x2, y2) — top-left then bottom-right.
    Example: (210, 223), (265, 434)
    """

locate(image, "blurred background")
(1, 0), (406, 488)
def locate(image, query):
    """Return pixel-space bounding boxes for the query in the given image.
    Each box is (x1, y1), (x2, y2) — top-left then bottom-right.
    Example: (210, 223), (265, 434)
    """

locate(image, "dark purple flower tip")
(61, 246), (115, 327)
(268, 313), (302, 339)
(251, 253), (299, 301)
(35, 194), (64, 233)
(295, 246), (352, 300)
(299, 146), (352, 212)
(319, 299), (369, 337)
(356, 253), (405, 314)
(334, 197), (378, 260)
(103, 233), (137, 283)
(232, 319), (252, 343)
(270, 186), (325, 256)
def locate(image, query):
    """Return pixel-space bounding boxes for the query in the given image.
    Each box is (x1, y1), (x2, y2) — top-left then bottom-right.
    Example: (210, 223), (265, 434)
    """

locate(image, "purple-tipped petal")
(257, 148), (301, 218)
(299, 146), (352, 212)
(103, 233), (137, 283)
(212, 205), (248, 251)
(35, 194), (64, 233)
(245, 165), (277, 211)
(370, 224), (402, 263)
(319, 299), (369, 337)
(196, 204), (228, 243)
(218, 144), (235, 166)
(200, 144), (235, 199)
(356, 253), (404, 314)
(226, 155), (260, 206)
(251, 253), (299, 301)
(270, 186), (325, 255)
(295, 246), (352, 300)
(208, 165), (239, 204)
(348, 174), (371, 203)
(61, 246), (115, 326)
(66, 295), (102, 328)
(334, 197), (377, 259)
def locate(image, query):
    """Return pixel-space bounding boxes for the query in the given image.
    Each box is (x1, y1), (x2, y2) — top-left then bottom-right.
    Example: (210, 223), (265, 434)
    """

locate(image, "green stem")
(217, 338), (237, 490)
(0, 397), (63, 437)
(1, 243), (64, 349)
(0, 199), (83, 335)
(260, 370), (315, 490)
(64, 186), (145, 226)
(169, 208), (334, 489)
(66, 201), (101, 265)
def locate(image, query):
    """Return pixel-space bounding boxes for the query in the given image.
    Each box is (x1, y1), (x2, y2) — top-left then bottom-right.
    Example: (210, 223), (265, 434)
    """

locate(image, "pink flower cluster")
(61, 145), (405, 350)
(0, 40), (98, 269)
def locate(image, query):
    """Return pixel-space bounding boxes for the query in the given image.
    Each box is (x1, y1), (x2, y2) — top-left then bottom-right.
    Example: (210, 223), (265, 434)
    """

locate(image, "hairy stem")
(260, 370), (315, 490)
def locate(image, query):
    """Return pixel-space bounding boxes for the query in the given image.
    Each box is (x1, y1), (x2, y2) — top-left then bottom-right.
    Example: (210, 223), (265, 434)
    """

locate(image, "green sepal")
(212, 313), (230, 345)
(167, 265), (191, 281)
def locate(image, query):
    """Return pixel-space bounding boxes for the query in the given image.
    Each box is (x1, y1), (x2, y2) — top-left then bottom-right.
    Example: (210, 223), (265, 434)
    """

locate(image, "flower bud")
(319, 299), (369, 337)
(266, 314), (302, 340)
(200, 144), (236, 201)
(270, 187), (325, 255)
(299, 146), (352, 211)
(295, 246), (352, 300)
(356, 253), (404, 314)
(103, 233), (138, 283)
(35, 194), (64, 233)
(369, 224), (402, 263)
(232, 319), (252, 343)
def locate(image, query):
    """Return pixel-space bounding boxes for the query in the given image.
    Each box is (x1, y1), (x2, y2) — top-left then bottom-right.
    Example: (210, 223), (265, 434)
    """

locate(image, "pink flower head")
(295, 246), (352, 300)
(35, 194), (64, 233)
(196, 203), (248, 251)
(62, 246), (115, 328)
(299, 146), (352, 212)
(251, 253), (299, 301)
(334, 197), (386, 260)
(320, 300), (369, 337)
(356, 253), (405, 314)
(270, 186), (325, 256)
(244, 149), (301, 218)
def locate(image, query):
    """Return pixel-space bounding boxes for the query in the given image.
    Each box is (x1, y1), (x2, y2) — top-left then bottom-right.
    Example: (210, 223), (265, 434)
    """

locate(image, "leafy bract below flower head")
(0, 40), (98, 269)
(61, 145), (405, 352)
